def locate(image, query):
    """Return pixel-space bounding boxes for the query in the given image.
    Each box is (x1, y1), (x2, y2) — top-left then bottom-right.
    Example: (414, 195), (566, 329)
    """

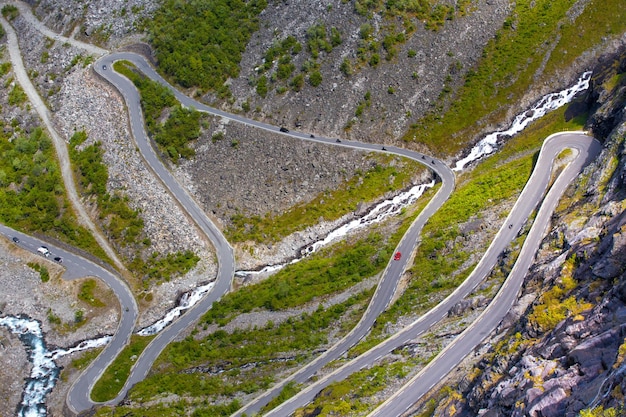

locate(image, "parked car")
(393, 251), (401, 261)
(37, 246), (50, 257)
(54, 257), (62, 263)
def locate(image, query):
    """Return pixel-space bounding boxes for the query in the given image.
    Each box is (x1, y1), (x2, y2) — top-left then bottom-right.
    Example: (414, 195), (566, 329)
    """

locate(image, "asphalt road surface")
(367, 132), (600, 417)
(93, 53), (456, 414)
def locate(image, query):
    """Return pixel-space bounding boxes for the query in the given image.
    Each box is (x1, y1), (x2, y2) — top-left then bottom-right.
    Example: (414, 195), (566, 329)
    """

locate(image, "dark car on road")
(280, 127), (289, 133)
(12, 237), (19, 243)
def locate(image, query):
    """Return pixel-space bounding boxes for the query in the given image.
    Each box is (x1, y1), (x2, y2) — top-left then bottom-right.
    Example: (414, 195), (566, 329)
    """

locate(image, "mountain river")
(0, 70), (592, 416)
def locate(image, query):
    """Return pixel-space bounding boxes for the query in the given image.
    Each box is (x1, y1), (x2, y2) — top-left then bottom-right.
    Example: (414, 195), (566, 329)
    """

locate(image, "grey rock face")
(428, 46), (626, 417)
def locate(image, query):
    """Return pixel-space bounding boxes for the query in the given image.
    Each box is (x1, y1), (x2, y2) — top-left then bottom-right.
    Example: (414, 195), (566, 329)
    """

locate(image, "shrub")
(78, 279), (105, 307)
(308, 70), (322, 87)
(28, 262), (49, 282)
(256, 75), (268, 97)
(8, 84), (27, 107)
(1, 5), (18, 20)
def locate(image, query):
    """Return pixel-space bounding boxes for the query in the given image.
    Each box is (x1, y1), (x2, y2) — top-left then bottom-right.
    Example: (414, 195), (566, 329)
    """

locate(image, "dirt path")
(0, 13), (126, 273)
(7, 0), (108, 56)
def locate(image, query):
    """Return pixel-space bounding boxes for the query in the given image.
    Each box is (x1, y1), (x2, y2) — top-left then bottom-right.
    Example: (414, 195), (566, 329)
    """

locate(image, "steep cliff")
(423, 47), (626, 417)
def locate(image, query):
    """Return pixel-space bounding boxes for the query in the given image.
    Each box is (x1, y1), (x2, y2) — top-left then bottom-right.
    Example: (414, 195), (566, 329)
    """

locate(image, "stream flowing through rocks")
(1, 71), (592, 416)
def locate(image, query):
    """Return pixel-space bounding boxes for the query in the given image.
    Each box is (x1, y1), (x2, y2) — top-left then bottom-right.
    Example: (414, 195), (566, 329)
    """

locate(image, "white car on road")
(37, 246), (50, 257)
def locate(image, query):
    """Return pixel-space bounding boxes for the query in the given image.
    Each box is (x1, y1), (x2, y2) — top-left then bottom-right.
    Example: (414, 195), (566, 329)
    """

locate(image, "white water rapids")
(453, 71), (592, 171)
(137, 281), (215, 336)
(0, 316), (110, 417)
(1, 70), (592, 416)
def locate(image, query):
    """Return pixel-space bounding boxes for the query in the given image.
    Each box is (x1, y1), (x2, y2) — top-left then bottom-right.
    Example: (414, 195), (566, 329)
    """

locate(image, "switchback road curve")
(0, 224), (138, 415)
(368, 133), (601, 417)
(92, 52), (455, 414)
(66, 58), (237, 411)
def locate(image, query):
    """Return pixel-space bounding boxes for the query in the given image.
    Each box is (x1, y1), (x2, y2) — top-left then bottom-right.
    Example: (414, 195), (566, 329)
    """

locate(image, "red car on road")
(393, 252), (401, 261)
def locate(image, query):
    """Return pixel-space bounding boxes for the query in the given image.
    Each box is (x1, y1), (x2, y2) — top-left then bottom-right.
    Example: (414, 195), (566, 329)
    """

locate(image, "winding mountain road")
(92, 53), (455, 414)
(368, 133), (601, 417)
(0, 4), (601, 416)
(0, 223), (138, 415)
(64, 59), (236, 411)
(93, 54), (600, 417)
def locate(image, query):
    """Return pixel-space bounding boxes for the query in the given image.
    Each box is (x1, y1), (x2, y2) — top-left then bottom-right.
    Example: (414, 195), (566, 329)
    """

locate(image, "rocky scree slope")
(214, 0), (512, 144)
(420, 48), (626, 417)
(5, 11), (219, 325)
(28, 0), (512, 146)
(25, 0), (156, 48)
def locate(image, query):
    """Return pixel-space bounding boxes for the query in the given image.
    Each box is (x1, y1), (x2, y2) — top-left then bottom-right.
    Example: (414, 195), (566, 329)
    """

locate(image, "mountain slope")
(415, 46), (626, 417)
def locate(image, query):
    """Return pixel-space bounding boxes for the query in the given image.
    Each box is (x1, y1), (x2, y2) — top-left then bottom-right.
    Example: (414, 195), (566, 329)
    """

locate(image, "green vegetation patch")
(69, 131), (145, 247)
(8, 84), (27, 107)
(344, 0), (471, 75)
(129, 250), (200, 288)
(307, 24), (341, 59)
(353, 0), (459, 31)
(70, 348), (103, 371)
(146, 0), (267, 97)
(528, 259), (592, 332)
(261, 381), (301, 414)
(28, 262), (50, 282)
(297, 360), (412, 415)
(404, 0), (592, 156)
(0, 63), (11, 77)
(253, 23), (339, 95)
(123, 290), (371, 407)
(579, 406), (624, 417)
(1, 4), (18, 20)
(203, 232), (392, 325)
(155, 106), (200, 162)
(78, 278), (106, 307)
(91, 335), (154, 402)
(113, 61), (201, 163)
(226, 154), (425, 243)
(0, 125), (106, 258)
(543, 0), (626, 77)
